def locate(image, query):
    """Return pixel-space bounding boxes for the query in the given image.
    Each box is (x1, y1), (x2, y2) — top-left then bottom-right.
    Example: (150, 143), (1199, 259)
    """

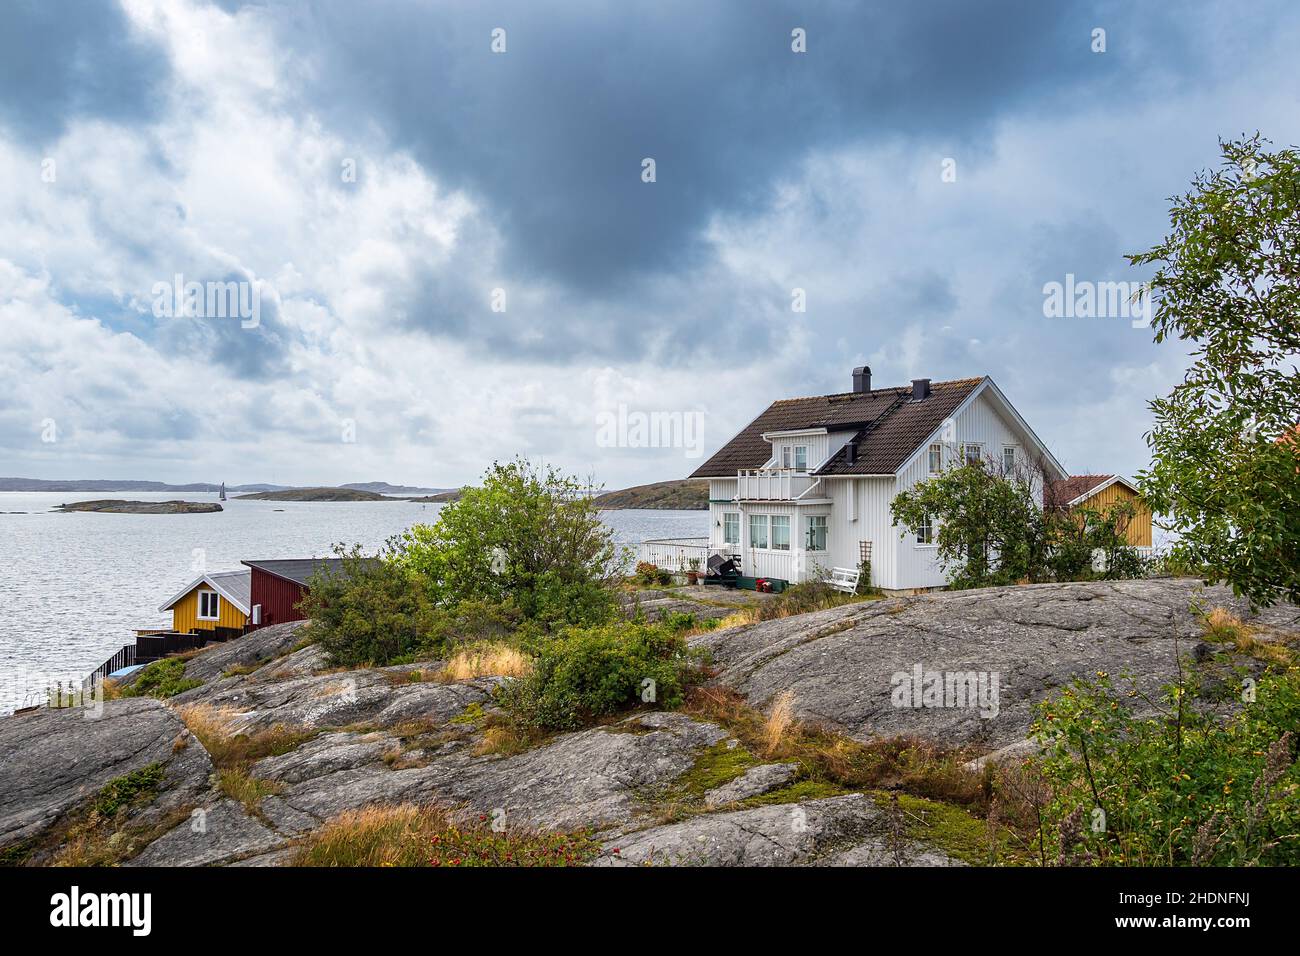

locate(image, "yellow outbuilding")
(1048, 474), (1153, 548)
(157, 570), (251, 637)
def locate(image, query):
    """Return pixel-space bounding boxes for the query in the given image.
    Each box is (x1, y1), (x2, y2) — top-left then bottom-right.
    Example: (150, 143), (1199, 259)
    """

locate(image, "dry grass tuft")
(176, 703), (312, 771)
(218, 768), (284, 811)
(474, 723), (533, 757)
(762, 690), (797, 756)
(293, 803), (595, 867)
(440, 643), (533, 681)
(1201, 606), (1295, 666)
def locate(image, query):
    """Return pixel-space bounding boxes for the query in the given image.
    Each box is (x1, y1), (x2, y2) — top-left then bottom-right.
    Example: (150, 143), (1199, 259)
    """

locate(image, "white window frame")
(781, 446), (792, 468)
(722, 512), (740, 547)
(927, 443), (942, 476)
(793, 445), (808, 471)
(916, 515), (935, 547)
(963, 442), (984, 467)
(805, 515), (828, 552)
(197, 589), (220, 621)
(771, 515), (790, 551)
(748, 514), (770, 550)
(1002, 444), (1017, 475)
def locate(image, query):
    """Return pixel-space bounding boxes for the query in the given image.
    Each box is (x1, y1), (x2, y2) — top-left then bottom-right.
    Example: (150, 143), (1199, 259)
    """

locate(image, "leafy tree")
(892, 463), (1048, 589)
(1128, 135), (1300, 605)
(1047, 499), (1143, 582)
(300, 541), (439, 666)
(399, 459), (622, 629)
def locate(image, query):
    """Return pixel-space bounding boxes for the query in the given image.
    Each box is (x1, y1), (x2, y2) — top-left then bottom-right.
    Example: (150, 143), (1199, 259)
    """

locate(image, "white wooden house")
(686, 368), (1068, 592)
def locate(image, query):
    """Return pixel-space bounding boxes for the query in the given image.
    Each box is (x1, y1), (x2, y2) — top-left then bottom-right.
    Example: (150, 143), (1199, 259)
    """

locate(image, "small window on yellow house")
(198, 590), (220, 620)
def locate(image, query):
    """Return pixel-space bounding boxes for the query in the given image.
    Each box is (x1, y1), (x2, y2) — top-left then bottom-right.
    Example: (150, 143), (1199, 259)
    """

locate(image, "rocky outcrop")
(703, 763), (797, 807)
(169, 669), (501, 733)
(6, 576), (1292, 868)
(0, 698), (212, 858)
(692, 578), (1300, 749)
(176, 620), (310, 683)
(593, 794), (962, 867)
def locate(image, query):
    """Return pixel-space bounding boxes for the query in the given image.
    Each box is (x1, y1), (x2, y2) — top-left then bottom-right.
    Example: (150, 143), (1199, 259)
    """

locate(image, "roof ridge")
(769, 375), (985, 406)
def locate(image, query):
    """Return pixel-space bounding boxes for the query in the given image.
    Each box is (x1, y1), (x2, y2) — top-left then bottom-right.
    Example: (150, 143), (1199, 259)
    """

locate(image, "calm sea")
(0, 492), (707, 713)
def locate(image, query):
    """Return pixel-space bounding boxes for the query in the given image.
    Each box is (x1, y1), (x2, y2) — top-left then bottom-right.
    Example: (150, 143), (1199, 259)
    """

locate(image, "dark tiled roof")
(690, 377), (985, 478)
(241, 558), (366, 586)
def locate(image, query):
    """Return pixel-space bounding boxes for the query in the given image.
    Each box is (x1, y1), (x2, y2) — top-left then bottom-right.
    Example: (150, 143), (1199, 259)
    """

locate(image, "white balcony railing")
(736, 468), (820, 501)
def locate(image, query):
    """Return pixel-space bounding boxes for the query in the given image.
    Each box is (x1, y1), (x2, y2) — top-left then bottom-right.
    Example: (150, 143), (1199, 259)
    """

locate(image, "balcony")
(736, 468), (821, 501)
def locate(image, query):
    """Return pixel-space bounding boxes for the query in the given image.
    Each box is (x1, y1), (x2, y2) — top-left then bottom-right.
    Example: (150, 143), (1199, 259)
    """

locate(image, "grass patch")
(177, 704), (314, 772)
(886, 792), (1026, 866)
(118, 658), (203, 699)
(474, 722), (534, 757)
(440, 642), (533, 681)
(1200, 605), (1295, 666)
(218, 768), (285, 812)
(92, 763), (165, 816)
(673, 741), (760, 798)
(450, 702), (486, 725)
(293, 804), (597, 867)
(684, 687), (990, 808)
(739, 779), (846, 807)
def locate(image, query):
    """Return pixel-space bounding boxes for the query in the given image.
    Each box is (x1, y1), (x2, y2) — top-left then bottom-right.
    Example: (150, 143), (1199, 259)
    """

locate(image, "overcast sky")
(1, 0), (1296, 489)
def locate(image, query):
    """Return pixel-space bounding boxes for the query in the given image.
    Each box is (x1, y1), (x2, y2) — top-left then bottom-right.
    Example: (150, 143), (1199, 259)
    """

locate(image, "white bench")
(828, 567), (861, 594)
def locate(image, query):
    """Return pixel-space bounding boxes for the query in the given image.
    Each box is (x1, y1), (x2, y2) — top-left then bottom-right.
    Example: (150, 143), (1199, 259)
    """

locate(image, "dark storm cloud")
(268, 0), (1193, 292)
(0, 0), (169, 142)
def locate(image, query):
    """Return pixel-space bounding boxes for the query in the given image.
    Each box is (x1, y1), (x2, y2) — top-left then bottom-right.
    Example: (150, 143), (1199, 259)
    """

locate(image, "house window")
(748, 514), (770, 549)
(1002, 446), (1016, 475)
(805, 515), (828, 552)
(963, 442), (983, 467)
(198, 590), (220, 620)
(771, 515), (790, 551)
(794, 445), (808, 471)
(927, 443), (942, 475)
(781, 446), (792, 468)
(916, 516), (934, 545)
(723, 512), (740, 546)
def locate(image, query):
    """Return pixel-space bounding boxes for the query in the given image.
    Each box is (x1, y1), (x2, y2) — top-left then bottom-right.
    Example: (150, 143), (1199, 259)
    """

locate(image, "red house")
(241, 558), (352, 630)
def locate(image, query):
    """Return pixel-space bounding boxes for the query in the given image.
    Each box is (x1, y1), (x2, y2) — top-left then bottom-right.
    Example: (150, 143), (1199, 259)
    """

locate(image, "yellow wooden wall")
(171, 589), (248, 632)
(1077, 482), (1152, 547)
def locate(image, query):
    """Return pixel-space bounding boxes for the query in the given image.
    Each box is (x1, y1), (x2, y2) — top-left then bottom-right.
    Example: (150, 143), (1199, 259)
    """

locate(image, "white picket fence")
(638, 537), (711, 573)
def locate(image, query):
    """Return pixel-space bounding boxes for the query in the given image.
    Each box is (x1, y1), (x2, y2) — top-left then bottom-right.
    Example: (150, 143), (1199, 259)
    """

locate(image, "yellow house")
(158, 570), (252, 635)
(1049, 474), (1153, 549)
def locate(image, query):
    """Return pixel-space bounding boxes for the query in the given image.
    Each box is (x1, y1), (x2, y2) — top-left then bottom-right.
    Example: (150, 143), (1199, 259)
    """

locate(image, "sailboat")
(219, 482), (227, 501)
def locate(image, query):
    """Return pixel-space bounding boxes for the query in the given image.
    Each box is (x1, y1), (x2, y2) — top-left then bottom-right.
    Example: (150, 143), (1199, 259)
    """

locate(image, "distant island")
(56, 499), (224, 514)
(407, 481), (707, 510)
(406, 489), (466, 503)
(593, 480), (707, 510)
(340, 481), (447, 495)
(1, 477), (449, 494)
(235, 487), (392, 502)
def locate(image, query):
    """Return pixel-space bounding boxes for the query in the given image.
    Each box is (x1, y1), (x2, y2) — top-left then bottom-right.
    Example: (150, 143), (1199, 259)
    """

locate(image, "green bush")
(301, 541), (442, 667)
(119, 658), (202, 699)
(1031, 668), (1300, 865)
(399, 460), (623, 630)
(498, 622), (703, 731)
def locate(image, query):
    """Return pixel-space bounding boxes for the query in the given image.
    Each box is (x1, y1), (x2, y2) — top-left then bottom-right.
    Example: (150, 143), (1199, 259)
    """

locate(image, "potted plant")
(686, 557), (701, 585)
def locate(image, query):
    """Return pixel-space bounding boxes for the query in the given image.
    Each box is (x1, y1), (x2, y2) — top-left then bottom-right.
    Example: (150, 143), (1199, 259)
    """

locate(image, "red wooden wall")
(248, 568), (310, 629)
